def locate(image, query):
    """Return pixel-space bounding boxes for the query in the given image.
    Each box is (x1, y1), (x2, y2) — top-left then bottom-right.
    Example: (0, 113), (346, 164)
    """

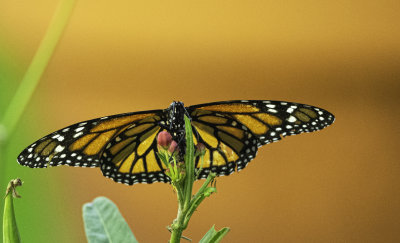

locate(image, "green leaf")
(82, 197), (138, 243)
(199, 225), (230, 243)
(183, 115), (195, 206)
(3, 179), (22, 243)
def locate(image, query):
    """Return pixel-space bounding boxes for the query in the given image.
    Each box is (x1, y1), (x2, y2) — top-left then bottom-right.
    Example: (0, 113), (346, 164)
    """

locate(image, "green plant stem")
(0, 1), (76, 232)
(170, 204), (184, 243)
(170, 116), (195, 243)
(0, 0), (76, 188)
(169, 116), (219, 242)
(1, 0), (77, 137)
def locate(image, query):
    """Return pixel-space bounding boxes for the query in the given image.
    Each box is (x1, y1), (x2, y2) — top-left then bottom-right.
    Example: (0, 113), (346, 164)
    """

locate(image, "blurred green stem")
(1, 0), (77, 137)
(0, 0), (76, 238)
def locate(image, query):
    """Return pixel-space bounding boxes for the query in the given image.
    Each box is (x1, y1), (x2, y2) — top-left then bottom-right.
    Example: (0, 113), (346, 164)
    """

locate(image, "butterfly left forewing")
(17, 111), (161, 169)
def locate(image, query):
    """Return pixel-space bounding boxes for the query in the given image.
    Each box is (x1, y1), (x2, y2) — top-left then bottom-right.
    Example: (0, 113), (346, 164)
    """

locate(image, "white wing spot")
(268, 109), (278, 113)
(73, 132), (83, 138)
(55, 145), (65, 153)
(287, 116), (297, 123)
(286, 108), (295, 113)
(75, 127), (84, 132)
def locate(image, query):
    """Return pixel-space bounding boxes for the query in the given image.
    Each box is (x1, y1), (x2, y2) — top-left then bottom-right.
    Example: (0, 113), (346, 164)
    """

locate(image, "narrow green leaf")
(199, 225), (230, 243)
(183, 115), (195, 206)
(82, 197), (138, 243)
(3, 179), (22, 243)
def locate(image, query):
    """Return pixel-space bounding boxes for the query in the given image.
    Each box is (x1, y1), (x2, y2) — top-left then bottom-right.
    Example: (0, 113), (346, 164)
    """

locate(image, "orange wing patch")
(253, 113), (282, 126)
(299, 108), (317, 119)
(233, 114), (267, 135)
(198, 116), (228, 124)
(217, 126), (244, 139)
(84, 130), (116, 155)
(197, 103), (259, 113)
(192, 122), (218, 148)
(34, 139), (52, 154)
(91, 113), (155, 132)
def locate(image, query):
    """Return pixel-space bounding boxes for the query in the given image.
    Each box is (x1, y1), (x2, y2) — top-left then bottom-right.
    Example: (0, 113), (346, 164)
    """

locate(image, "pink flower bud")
(196, 143), (206, 153)
(168, 140), (179, 154)
(195, 143), (206, 157)
(157, 131), (172, 148)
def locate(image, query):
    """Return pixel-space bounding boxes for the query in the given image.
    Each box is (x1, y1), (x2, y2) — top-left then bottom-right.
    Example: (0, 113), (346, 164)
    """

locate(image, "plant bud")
(196, 143), (206, 155)
(157, 131), (172, 148)
(168, 140), (179, 154)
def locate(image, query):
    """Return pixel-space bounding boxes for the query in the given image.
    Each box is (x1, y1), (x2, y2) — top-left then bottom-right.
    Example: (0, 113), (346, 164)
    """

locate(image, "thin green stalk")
(183, 176), (216, 229)
(170, 204), (184, 243)
(192, 173), (215, 204)
(1, 0), (77, 136)
(0, 0), (76, 237)
(169, 116), (195, 243)
(169, 116), (219, 242)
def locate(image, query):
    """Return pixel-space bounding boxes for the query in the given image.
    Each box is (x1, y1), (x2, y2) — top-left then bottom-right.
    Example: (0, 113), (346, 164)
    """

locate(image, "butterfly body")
(163, 101), (187, 147)
(17, 100), (334, 185)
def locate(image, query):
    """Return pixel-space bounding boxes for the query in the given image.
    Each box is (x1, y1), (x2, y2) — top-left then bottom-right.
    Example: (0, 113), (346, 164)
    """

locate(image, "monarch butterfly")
(17, 100), (334, 185)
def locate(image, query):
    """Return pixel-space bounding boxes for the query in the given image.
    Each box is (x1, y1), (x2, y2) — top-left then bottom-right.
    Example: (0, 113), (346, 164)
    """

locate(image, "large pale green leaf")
(83, 197), (138, 243)
(199, 225), (230, 243)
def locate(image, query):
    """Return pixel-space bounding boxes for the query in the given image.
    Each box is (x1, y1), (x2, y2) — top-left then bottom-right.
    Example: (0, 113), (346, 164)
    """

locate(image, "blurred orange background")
(1, 0), (399, 242)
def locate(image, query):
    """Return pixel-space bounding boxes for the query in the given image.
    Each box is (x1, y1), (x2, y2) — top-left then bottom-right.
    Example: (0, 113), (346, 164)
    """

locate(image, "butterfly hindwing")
(100, 116), (170, 185)
(189, 109), (259, 178)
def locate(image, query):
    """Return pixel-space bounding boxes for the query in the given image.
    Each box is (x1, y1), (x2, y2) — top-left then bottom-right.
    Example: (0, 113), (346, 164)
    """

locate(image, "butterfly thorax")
(163, 101), (187, 151)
